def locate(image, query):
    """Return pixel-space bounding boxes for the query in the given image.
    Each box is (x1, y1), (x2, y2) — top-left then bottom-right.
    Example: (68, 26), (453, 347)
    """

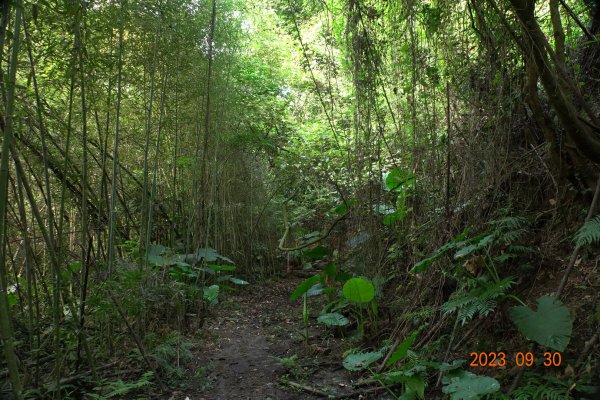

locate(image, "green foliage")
(303, 245), (329, 260)
(342, 277), (375, 303)
(149, 332), (194, 385)
(86, 371), (154, 399)
(381, 167), (414, 225)
(442, 371), (500, 400)
(290, 274), (321, 301)
(510, 295), (573, 351)
(441, 277), (514, 325)
(398, 306), (435, 324)
(273, 354), (298, 368)
(411, 229), (470, 273)
(385, 167), (415, 192)
(489, 216), (529, 245)
(453, 234), (494, 259)
(413, 214), (531, 273)
(317, 312), (350, 326)
(574, 214), (600, 247)
(386, 330), (418, 367)
(511, 373), (579, 400)
(203, 285), (220, 304)
(343, 348), (384, 372)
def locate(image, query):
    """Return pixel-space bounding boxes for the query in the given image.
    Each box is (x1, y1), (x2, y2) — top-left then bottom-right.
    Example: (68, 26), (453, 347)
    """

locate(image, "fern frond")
(490, 216), (527, 231)
(574, 214), (600, 247)
(399, 306), (435, 323)
(441, 278), (514, 324)
(512, 373), (575, 400)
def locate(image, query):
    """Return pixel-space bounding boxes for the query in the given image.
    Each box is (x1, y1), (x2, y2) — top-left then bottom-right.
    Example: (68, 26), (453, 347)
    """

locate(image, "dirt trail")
(193, 276), (321, 400)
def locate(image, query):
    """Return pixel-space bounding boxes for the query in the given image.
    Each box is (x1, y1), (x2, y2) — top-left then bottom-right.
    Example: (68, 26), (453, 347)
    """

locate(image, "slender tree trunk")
(0, 3), (24, 398)
(140, 11), (161, 254)
(549, 0), (566, 67)
(199, 0), (217, 248)
(146, 68), (168, 250)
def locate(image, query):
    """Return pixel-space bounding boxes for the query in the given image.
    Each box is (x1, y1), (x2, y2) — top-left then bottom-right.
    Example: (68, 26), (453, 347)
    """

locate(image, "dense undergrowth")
(1, 0), (600, 399)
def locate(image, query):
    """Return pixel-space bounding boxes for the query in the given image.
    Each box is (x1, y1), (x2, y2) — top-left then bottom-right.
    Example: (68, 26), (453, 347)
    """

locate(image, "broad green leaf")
(343, 278), (375, 303)
(146, 254), (164, 266)
(303, 246), (328, 260)
(290, 275), (321, 301)
(454, 234), (495, 259)
(196, 247), (217, 261)
(229, 277), (249, 285)
(442, 371), (500, 400)
(385, 167), (415, 192)
(207, 264), (236, 271)
(147, 244), (165, 256)
(440, 359), (466, 371)
(343, 350), (383, 371)
(398, 392), (418, 400)
(216, 254), (236, 264)
(410, 255), (439, 273)
(509, 295), (572, 351)
(317, 312), (350, 327)
(387, 330), (418, 366)
(175, 261), (191, 268)
(410, 228), (473, 273)
(307, 283), (324, 297)
(203, 285), (219, 304)
(405, 375), (425, 399)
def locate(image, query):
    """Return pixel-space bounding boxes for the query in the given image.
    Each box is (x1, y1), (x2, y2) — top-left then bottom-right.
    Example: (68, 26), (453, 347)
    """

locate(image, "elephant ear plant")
(342, 277), (377, 337)
(290, 269), (379, 340)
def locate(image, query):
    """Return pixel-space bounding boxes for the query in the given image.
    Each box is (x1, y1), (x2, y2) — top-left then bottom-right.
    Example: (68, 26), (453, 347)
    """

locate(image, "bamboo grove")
(1, 0), (599, 398)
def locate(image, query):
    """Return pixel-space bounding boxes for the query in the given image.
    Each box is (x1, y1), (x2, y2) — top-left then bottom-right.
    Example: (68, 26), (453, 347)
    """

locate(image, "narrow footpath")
(186, 276), (384, 400)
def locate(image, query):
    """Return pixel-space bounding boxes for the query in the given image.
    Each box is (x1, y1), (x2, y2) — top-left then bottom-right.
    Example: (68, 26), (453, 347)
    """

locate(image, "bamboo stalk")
(0, 3), (24, 398)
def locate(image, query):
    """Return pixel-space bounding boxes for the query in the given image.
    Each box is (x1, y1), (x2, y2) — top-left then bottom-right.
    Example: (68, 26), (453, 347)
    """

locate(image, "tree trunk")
(0, 3), (24, 398)
(508, 0), (600, 164)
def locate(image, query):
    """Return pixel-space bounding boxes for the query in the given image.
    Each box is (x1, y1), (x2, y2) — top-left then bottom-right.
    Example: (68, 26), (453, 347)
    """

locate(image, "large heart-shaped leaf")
(343, 350), (383, 371)
(442, 371), (500, 400)
(509, 295), (572, 351)
(343, 278), (375, 303)
(146, 254), (164, 267)
(196, 248), (234, 264)
(196, 247), (218, 262)
(203, 285), (219, 304)
(317, 312), (350, 327)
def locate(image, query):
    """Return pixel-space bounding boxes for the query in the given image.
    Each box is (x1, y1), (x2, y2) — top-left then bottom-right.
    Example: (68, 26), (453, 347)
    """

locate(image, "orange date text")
(469, 351), (562, 367)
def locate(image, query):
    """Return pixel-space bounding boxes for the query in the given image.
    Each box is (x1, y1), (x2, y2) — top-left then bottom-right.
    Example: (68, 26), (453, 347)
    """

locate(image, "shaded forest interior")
(1, 0), (600, 398)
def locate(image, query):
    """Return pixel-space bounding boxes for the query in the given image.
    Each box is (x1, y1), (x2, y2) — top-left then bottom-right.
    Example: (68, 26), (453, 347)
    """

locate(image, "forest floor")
(182, 274), (389, 400)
